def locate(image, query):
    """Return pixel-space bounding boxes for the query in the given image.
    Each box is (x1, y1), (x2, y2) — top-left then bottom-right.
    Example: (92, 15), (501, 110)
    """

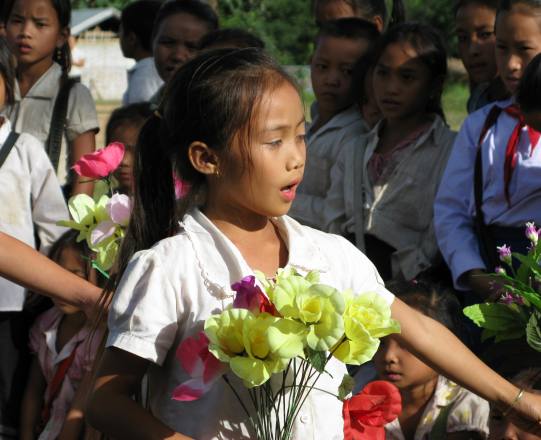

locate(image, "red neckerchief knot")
(342, 381), (402, 440)
(502, 104), (540, 204)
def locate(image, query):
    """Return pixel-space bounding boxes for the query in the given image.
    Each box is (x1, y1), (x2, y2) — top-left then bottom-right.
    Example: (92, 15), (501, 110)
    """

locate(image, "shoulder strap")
(429, 403), (453, 439)
(474, 105), (502, 271)
(0, 131), (20, 169)
(45, 77), (77, 173)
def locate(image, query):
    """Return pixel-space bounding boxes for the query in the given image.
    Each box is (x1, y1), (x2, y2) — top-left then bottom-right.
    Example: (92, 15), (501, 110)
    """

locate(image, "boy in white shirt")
(289, 18), (379, 230)
(120, 0), (164, 105)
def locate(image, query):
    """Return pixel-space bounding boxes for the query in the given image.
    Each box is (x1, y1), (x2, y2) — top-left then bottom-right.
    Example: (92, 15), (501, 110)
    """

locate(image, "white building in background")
(71, 8), (134, 102)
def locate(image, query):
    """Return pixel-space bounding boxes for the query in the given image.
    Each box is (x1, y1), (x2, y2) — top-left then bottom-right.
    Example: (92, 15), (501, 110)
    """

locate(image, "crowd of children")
(1, 0), (541, 438)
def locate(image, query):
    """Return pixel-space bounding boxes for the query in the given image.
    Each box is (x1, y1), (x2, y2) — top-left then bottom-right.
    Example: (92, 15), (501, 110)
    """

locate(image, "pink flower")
(72, 142), (125, 179)
(172, 332), (227, 401)
(232, 275), (278, 316)
(90, 220), (116, 247)
(173, 172), (191, 200)
(526, 222), (540, 245)
(500, 292), (524, 305)
(106, 193), (132, 226)
(495, 266), (507, 276)
(497, 245), (512, 265)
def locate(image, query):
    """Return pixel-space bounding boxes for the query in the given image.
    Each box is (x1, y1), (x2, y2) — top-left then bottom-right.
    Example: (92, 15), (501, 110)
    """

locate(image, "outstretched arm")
(0, 232), (100, 316)
(392, 298), (541, 433)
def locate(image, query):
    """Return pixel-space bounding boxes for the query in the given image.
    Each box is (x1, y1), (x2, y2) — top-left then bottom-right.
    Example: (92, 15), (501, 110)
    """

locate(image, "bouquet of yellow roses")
(172, 268), (400, 440)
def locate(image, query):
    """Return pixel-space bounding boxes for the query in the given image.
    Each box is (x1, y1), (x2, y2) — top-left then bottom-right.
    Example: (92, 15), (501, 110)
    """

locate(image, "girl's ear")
(188, 141), (220, 176)
(57, 27), (70, 49)
(373, 16), (385, 33)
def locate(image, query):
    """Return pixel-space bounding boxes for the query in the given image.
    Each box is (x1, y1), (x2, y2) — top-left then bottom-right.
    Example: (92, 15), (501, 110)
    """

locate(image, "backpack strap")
(45, 77), (77, 173)
(474, 105), (502, 271)
(429, 403), (453, 439)
(0, 131), (20, 169)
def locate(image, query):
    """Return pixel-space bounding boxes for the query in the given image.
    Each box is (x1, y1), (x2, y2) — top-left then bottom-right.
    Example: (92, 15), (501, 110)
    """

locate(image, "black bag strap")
(474, 105), (502, 270)
(45, 77), (77, 173)
(0, 131), (20, 169)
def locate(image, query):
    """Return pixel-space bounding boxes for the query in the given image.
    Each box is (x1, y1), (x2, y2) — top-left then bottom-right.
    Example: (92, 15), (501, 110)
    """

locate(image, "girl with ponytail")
(86, 48), (541, 439)
(314, 0), (406, 30)
(4, 0), (98, 196)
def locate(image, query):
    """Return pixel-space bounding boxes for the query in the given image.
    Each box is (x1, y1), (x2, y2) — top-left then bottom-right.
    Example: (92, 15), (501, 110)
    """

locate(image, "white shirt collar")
(14, 63), (62, 101)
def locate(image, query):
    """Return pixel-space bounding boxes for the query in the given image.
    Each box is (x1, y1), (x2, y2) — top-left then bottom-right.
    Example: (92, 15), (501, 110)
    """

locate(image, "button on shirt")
(122, 57), (163, 105)
(0, 119), (67, 310)
(5, 63), (99, 185)
(107, 208), (394, 440)
(289, 104), (367, 230)
(434, 98), (541, 289)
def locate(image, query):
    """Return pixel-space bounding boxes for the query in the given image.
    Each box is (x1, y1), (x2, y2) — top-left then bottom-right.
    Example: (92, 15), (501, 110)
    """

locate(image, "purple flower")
(499, 292), (524, 305)
(495, 266), (507, 276)
(232, 275), (277, 315)
(497, 244), (512, 265)
(526, 222), (539, 246)
(106, 193), (132, 226)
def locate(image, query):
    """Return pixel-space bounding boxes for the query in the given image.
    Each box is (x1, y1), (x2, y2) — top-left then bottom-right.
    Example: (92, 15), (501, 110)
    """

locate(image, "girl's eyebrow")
(263, 117), (305, 132)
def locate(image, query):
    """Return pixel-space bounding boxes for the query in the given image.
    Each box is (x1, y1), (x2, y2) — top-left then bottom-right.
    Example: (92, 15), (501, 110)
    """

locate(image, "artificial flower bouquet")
(464, 223), (541, 352)
(173, 268), (401, 439)
(58, 142), (132, 277)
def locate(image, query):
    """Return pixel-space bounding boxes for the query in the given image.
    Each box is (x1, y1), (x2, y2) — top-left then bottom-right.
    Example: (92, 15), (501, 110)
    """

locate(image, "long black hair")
(4, 0), (72, 73)
(371, 22), (448, 120)
(0, 37), (15, 105)
(105, 48), (297, 299)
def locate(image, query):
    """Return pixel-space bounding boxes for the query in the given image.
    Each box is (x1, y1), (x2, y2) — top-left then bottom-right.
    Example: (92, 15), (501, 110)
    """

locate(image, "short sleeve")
(106, 249), (182, 366)
(65, 83), (99, 141)
(447, 386), (490, 437)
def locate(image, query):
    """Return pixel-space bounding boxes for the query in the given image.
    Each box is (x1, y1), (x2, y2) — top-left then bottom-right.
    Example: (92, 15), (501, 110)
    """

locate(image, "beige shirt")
(107, 208), (394, 440)
(290, 104), (368, 230)
(5, 63), (99, 184)
(324, 115), (455, 280)
(0, 119), (67, 310)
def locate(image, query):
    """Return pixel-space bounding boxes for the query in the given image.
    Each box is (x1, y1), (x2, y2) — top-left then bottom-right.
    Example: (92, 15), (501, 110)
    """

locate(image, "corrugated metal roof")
(71, 8), (121, 36)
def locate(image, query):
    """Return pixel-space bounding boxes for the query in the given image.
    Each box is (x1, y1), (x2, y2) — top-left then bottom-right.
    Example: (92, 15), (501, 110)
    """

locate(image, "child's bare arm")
(70, 131), (95, 196)
(57, 371), (93, 440)
(20, 357), (46, 440)
(87, 347), (192, 440)
(391, 298), (541, 433)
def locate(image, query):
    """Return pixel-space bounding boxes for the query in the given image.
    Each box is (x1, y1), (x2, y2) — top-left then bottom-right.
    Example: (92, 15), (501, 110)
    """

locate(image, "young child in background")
(4, 0), (99, 196)
(120, 0), (163, 105)
(198, 28), (266, 51)
(105, 103), (152, 195)
(20, 230), (104, 440)
(149, 0), (219, 108)
(289, 17), (379, 230)
(313, 0), (405, 31)
(0, 36), (67, 439)
(517, 52), (541, 130)
(375, 280), (490, 440)
(454, 0), (509, 113)
(84, 48), (541, 440)
(489, 369), (541, 440)
(325, 23), (455, 281)
(434, 0), (541, 300)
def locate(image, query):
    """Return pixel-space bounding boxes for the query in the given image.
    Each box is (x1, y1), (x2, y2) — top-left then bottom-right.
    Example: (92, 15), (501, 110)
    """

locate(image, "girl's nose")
(172, 45), (190, 64)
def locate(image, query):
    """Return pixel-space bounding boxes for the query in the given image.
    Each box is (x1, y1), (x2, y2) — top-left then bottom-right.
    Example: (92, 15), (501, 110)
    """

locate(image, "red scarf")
(502, 104), (540, 203)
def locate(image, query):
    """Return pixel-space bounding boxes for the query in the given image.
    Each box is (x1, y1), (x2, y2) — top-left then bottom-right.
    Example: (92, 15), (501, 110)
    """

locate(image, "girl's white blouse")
(107, 208), (394, 440)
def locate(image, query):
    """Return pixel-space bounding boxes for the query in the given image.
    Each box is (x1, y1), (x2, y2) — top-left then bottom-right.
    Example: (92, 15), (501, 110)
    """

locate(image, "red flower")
(343, 381), (402, 440)
(232, 275), (278, 316)
(72, 142), (125, 179)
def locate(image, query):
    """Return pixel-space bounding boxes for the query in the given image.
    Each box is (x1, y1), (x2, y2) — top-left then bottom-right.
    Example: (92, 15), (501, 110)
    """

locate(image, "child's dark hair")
(105, 102), (153, 144)
(121, 0), (162, 53)
(386, 279), (464, 337)
(351, 50), (376, 107)
(198, 28), (265, 51)
(0, 37), (15, 105)
(152, 0), (219, 42)
(106, 48), (296, 298)
(48, 229), (96, 284)
(372, 22), (448, 120)
(454, 0), (499, 15)
(314, 0), (406, 28)
(4, 0), (71, 73)
(517, 53), (541, 113)
(315, 17), (380, 48)
(498, 0), (541, 13)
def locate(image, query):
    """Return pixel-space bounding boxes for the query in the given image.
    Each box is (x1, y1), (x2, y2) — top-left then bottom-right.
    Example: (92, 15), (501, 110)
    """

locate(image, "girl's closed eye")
(265, 139), (283, 148)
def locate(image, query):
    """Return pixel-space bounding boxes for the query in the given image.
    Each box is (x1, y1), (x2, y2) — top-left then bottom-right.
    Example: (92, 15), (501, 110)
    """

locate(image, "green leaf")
(338, 374), (355, 401)
(463, 303), (527, 331)
(526, 312), (541, 353)
(305, 346), (326, 373)
(513, 253), (541, 280)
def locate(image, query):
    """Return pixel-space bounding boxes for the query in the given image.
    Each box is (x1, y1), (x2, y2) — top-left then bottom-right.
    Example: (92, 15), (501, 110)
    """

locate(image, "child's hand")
(504, 391), (541, 435)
